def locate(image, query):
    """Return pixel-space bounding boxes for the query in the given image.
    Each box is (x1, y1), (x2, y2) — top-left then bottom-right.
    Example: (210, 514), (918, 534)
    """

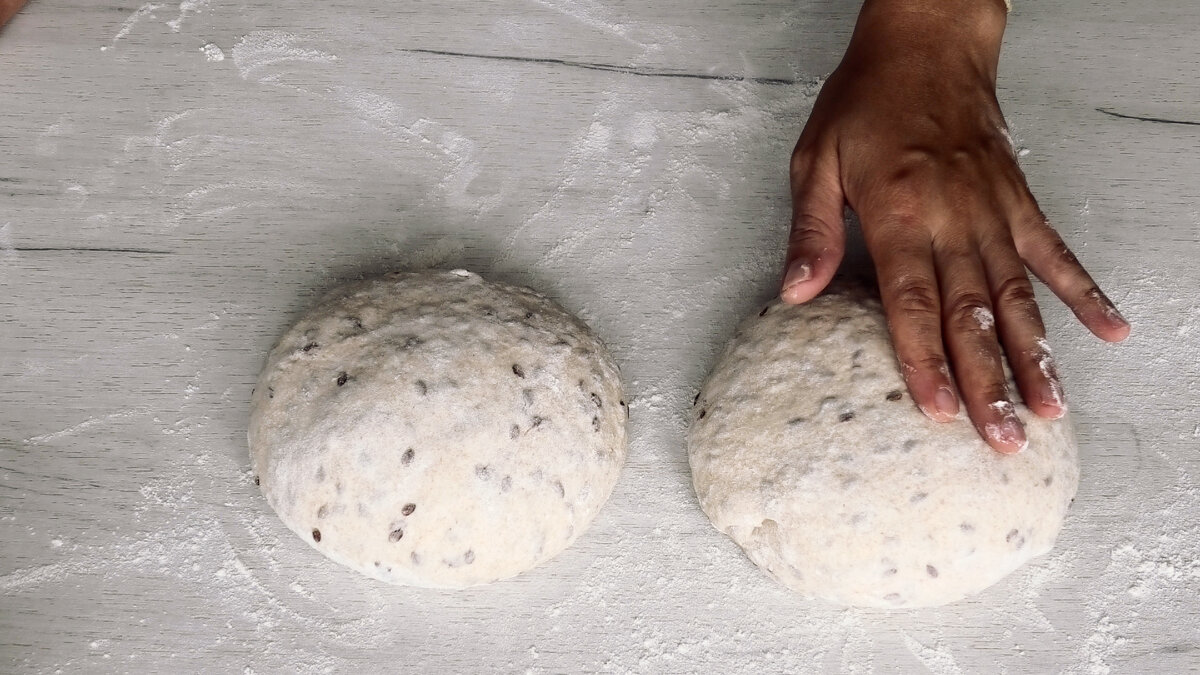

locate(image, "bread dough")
(688, 287), (1079, 607)
(249, 270), (627, 587)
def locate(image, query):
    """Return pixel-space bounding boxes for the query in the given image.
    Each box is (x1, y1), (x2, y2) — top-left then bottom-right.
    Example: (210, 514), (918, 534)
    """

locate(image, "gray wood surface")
(2, 0), (1198, 672)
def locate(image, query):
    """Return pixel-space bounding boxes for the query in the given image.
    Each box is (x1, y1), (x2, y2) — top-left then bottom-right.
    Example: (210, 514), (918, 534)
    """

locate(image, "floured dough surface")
(688, 287), (1079, 607)
(249, 270), (627, 587)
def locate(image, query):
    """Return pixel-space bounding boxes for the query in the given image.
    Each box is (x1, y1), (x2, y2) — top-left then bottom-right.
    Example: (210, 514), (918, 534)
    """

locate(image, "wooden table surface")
(2, 0), (1198, 672)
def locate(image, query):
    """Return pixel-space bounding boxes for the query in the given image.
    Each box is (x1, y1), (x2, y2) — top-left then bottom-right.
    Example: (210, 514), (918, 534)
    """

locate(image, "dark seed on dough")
(759, 306), (770, 317)
(698, 409), (707, 419)
(591, 393), (602, 408)
(1044, 475), (1054, 486)
(524, 311), (534, 320)
(336, 372), (349, 386)
(267, 387), (274, 399)
(693, 392), (700, 406)
(960, 522), (974, 532)
(312, 528), (322, 542)
(531, 416), (545, 429)
(554, 480), (565, 498)
(1006, 529), (1020, 543)
(886, 390), (903, 401)
(302, 342), (319, 352)
(388, 528), (404, 543)
(415, 380), (427, 395)
(883, 568), (898, 576)
(592, 416), (601, 432)
(512, 364), (525, 378)
(464, 550), (475, 564)
(402, 503), (416, 516)
(839, 412), (855, 422)
(402, 448), (415, 465)
(253, 476), (260, 486)
(926, 565), (939, 578)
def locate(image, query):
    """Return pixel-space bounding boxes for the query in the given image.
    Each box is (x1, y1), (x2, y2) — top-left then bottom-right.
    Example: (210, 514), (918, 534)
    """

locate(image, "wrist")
(849, 0), (1007, 76)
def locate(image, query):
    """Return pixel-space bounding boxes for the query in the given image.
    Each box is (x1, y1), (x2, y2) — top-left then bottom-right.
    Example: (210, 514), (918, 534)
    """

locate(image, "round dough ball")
(688, 286), (1079, 607)
(249, 270), (627, 587)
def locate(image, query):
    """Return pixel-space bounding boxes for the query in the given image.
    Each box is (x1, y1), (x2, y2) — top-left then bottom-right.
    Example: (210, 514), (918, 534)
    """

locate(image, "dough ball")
(688, 287), (1079, 607)
(249, 270), (627, 587)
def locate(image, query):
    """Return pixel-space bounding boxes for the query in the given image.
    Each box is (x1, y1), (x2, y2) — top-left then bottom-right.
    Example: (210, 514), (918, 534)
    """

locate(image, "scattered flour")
(231, 31), (338, 80)
(166, 0), (209, 32)
(101, 2), (162, 51)
(5, 6), (1196, 672)
(972, 306), (995, 331)
(200, 43), (225, 62)
(901, 634), (963, 675)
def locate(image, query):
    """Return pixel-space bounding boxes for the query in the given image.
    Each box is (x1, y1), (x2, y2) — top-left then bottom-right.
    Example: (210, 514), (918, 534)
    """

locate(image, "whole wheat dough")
(688, 287), (1079, 607)
(249, 270), (627, 587)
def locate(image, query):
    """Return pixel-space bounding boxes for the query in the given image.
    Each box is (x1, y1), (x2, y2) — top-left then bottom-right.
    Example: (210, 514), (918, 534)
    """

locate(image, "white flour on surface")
(3, 2), (1198, 672)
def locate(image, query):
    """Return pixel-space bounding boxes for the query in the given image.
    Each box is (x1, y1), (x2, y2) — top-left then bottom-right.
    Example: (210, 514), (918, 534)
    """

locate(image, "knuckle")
(788, 214), (836, 247)
(993, 275), (1039, 314)
(903, 354), (950, 377)
(944, 292), (994, 331)
(1021, 226), (1080, 271)
(889, 278), (940, 318)
(970, 381), (1012, 408)
(1079, 285), (1106, 306)
(1048, 237), (1081, 269)
(791, 213), (833, 235)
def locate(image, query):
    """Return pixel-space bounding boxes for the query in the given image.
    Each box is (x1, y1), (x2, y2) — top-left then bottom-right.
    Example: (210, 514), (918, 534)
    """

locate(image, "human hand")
(780, 0), (1130, 453)
(1, 0), (28, 30)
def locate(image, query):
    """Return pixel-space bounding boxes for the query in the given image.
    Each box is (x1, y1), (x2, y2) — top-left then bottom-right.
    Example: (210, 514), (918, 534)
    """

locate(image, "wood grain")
(2, 0), (1198, 672)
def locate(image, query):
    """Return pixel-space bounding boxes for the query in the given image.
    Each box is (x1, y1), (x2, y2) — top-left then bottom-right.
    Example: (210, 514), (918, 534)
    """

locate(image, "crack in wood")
(1096, 108), (1200, 127)
(401, 48), (799, 86)
(11, 247), (174, 255)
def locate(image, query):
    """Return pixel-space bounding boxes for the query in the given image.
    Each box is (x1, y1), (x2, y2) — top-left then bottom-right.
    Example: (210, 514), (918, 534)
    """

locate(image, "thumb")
(781, 151), (846, 304)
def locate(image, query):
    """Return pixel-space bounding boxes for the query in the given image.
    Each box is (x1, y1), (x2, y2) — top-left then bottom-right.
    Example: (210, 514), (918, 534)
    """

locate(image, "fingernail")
(987, 411), (1028, 453)
(1043, 379), (1067, 418)
(1108, 303), (1129, 327)
(782, 260), (812, 292)
(934, 386), (958, 418)
(1089, 288), (1129, 327)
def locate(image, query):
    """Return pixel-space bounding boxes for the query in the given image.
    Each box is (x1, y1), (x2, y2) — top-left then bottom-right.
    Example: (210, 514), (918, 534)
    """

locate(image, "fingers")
(933, 238), (1027, 454)
(981, 242), (1065, 420)
(868, 224), (959, 423)
(1014, 209), (1130, 342)
(782, 149), (846, 305)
